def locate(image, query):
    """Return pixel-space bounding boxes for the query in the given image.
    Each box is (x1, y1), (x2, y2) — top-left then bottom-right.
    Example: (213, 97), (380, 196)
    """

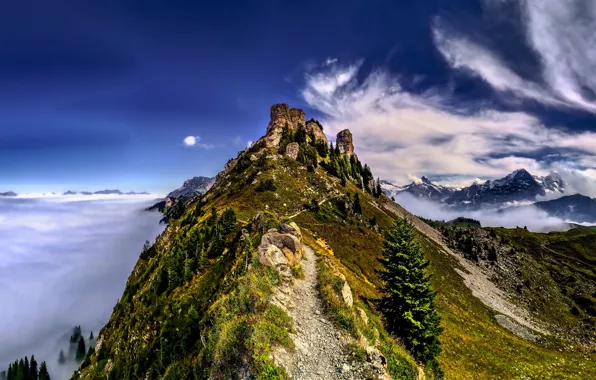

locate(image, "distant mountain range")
(382, 169), (566, 209)
(382, 169), (596, 223)
(0, 190), (150, 197)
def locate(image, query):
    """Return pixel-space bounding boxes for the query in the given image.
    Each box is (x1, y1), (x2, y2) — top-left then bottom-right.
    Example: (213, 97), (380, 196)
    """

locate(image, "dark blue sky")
(2, 0), (596, 193)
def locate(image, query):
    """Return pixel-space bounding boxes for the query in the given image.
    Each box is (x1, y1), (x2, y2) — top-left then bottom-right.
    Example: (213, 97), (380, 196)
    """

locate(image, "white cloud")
(433, 1), (596, 112)
(183, 135), (216, 149)
(0, 197), (164, 378)
(301, 59), (596, 186)
(183, 135), (199, 146)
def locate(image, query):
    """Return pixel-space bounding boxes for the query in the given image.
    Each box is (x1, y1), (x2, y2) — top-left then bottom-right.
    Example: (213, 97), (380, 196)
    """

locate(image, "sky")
(1, 0), (596, 193)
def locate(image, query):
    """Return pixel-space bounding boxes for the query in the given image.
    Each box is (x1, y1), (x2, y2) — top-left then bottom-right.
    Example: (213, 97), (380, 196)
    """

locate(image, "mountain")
(74, 104), (596, 380)
(0, 191), (17, 197)
(382, 176), (455, 202)
(166, 176), (214, 199)
(384, 170), (568, 210)
(93, 189), (123, 195)
(533, 194), (596, 223)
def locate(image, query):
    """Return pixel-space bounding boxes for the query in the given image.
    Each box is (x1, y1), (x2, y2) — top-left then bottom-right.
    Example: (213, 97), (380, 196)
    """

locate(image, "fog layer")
(0, 195), (164, 379)
(395, 193), (572, 232)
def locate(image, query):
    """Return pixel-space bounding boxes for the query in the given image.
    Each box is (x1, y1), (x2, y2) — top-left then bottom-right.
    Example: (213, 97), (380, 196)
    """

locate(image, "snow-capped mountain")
(383, 169), (567, 210)
(381, 176), (456, 202)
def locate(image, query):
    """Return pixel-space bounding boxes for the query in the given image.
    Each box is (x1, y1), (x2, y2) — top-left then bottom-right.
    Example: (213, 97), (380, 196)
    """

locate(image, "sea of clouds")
(394, 193), (572, 233)
(0, 195), (164, 379)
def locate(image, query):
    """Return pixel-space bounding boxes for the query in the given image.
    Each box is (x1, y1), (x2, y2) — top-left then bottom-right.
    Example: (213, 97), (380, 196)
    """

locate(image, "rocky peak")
(305, 119), (328, 145)
(336, 129), (355, 156)
(265, 103), (306, 147)
(420, 176), (432, 184)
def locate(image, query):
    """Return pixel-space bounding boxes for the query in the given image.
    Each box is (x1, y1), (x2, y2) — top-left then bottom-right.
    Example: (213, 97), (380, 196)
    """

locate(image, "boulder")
(341, 280), (354, 307)
(258, 223), (304, 274)
(285, 142), (299, 160)
(336, 129), (355, 156)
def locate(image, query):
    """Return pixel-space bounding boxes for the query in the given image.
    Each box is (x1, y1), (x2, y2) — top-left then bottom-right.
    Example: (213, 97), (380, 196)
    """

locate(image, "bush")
(256, 179), (276, 192)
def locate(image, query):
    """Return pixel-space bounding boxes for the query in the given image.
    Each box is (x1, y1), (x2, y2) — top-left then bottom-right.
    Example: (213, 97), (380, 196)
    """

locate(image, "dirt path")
(272, 246), (356, 379)
(286, 196), (340, 219)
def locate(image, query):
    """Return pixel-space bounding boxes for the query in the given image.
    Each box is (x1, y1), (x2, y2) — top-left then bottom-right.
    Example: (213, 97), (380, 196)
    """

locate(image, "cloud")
(394, 192), (571, 232)
(183, 135), (216, 149)
(300, 59), (596, 186)
(183, 135), (199, 146)
(432, 1), (596, 113)
(0, 197), (164, 378)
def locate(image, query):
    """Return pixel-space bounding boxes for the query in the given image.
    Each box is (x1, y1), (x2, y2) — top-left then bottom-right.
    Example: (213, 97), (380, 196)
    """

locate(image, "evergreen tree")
(0, 370), (5, 380)
(207, 206), (218, 227)
(220, 208), (237, 235)
(353, 193), (362, 214)
(29, 356), (38, 380)
(378, 219), (443, 365)
(294, 126), (307, 144)
(15, 359), (24, 380)
(375, 177), (382, 198)
(38, 362), (50, 380)
(183, 257), (195, 282)
(23, 357), (28, 380)
(58, 349), (66, 365)
(89, 331), (94, 341)
(76, 336), (86, 362)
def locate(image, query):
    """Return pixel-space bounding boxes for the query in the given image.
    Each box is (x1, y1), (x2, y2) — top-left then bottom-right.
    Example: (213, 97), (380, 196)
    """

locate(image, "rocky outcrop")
(258, 222), (304, 276)
(265, 103), (306, 148)
(285, 142), (299, 160)
(336, 129), (355, 156)
(305, 119), (328, 145)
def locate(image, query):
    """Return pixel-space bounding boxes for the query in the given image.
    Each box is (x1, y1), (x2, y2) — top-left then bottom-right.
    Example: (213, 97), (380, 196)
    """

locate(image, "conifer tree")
(58, 349), (66, 365)
(38, 362), (50, 380)
(353, 193), (362, 214)
(15, 359), (24, 380)
(378, 219), (443, 365)
(89, 331), (94, 341)
(220, 208), (237, 235)
(76, 336), (86, 362)
(23, 357), (28, 380)
(29, 356), (38, 380)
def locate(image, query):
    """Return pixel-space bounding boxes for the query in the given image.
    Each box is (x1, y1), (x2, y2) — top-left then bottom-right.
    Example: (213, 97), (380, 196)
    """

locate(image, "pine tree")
(220, 208), (237, 235)
(378, 219), (443, 365)
(76, 336), (87, 362)
(15, 359), (24, 380)
(353, 193), (362, 214)
(89, 331), (94, 341)
(29, 355), (38, 380)
(23, 357), (28, 380)
(58, 349), (66, 364)
(38, 362), (50, 380)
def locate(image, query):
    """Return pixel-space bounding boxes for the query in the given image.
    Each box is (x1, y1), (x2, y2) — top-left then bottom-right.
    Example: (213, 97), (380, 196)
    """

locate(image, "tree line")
(1, 356), (50, 380)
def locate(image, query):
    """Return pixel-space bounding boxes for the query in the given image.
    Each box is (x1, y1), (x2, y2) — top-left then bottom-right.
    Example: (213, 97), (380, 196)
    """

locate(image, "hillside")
(73, 104), (595, 379)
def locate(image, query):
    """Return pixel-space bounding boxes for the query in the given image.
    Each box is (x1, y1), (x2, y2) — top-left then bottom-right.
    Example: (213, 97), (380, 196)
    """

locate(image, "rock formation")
(265, 103), (306, 148)
(305, 119), (328, 145)
(258, 222), (304, 277)
(336, 129), (355, 156)
(285, 142), (299, 160)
